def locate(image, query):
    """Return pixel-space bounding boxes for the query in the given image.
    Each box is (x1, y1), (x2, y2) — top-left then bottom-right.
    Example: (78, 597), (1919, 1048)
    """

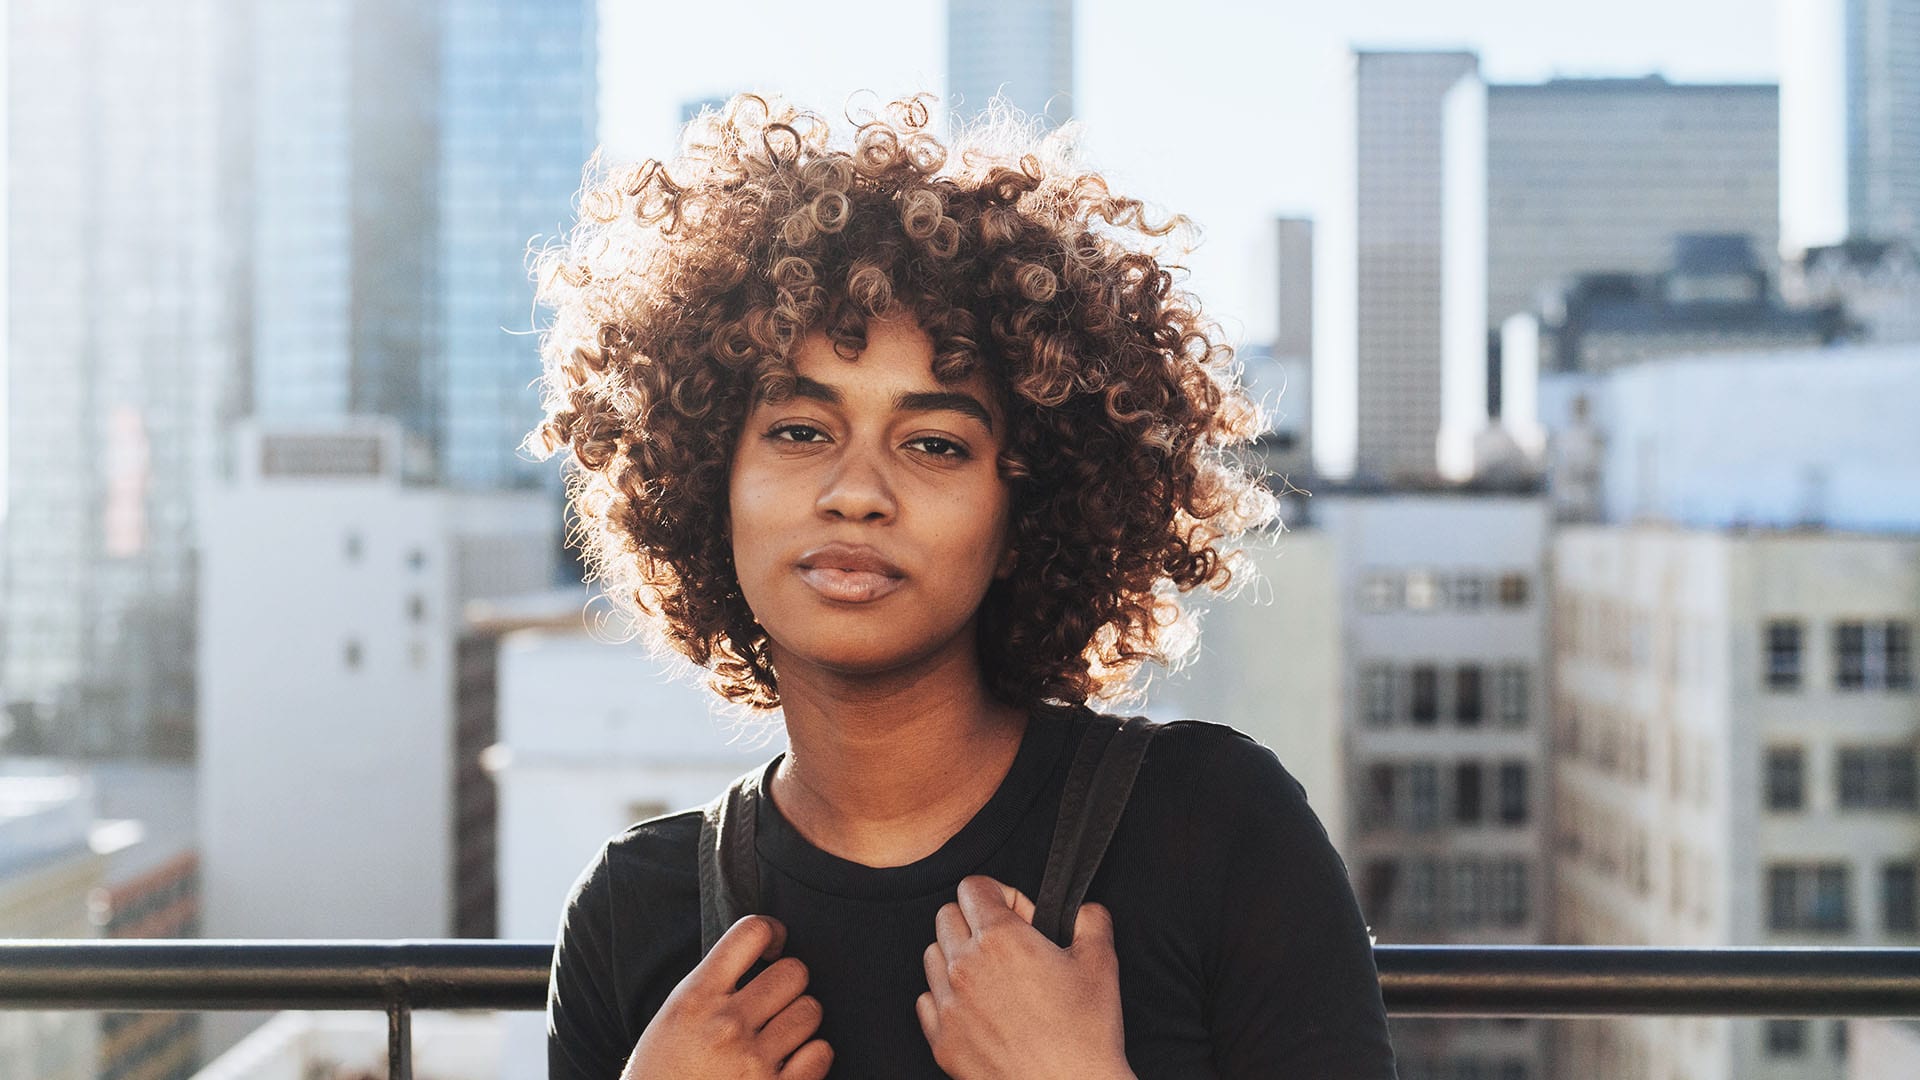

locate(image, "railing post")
(387, 998), (412, 1080)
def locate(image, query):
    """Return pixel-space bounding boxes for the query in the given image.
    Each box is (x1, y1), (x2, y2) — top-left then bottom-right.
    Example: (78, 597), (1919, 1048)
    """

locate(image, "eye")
(767, 422), (829, 444)
(906, 435), (970, 459)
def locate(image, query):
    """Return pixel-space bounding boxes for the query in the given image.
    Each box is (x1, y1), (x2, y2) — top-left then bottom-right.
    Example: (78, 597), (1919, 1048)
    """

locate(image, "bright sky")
(599, 0), (1818, 475)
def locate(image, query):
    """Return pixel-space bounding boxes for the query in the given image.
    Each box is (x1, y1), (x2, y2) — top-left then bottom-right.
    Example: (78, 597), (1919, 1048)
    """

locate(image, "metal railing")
(6, 942), (1920, 1078)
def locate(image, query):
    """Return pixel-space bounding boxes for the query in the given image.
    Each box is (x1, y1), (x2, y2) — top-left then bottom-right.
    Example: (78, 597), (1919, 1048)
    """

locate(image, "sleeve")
(547, 841), (635, 1080)
(1197, 731), (1398, 1079)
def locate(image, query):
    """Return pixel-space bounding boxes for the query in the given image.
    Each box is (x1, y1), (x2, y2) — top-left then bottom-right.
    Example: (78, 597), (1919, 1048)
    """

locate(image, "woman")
(530, 93), (1396, 1079)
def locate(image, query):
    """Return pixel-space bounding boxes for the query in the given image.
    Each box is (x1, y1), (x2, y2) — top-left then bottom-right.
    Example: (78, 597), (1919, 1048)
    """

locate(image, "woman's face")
(728, 314), (1014, 683)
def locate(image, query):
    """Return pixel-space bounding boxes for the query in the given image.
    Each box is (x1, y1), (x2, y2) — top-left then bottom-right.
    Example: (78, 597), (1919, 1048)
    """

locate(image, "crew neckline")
(754, 706), (1076, 901)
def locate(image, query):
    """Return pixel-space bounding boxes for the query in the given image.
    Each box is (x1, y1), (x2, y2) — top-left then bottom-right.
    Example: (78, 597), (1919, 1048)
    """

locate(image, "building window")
(1454, 762), (1483, 825)
(1765, 619), (1802, 691)
(1363, 860), (1399, 925)
(1768, 864), (1851, 932)
(1365, 764), (1396, 831)
(407, 594), (426, 623)
(1362, 664), (1396, 727)
(1765, 1019), (1807, 1057)
(1495, 665), (1527, 727)
(1889, 621), (1913, 690)
(1837, 747), (1917, 810)
(1446, 574), (1485, 610)
(1405, 570), (1438, 611)
(1361, 573), (1399, 612)
(1408, 763), (1439, 831)
(1450, 861), (1484, 929)
(1497, 573), (1530, 608)
(1497, 762), (1528, 825)
(344, 639), (363, 670)
(1410, 666), (1439, 726)
(1765, 747), (1804, 812)
(344, 531), (364, 562)
(1883, 862), (1917, 933)
(1455, 666), (1484, 726)
(1835, 622), (1869, 689)
(1496, 860), (1528, 926)
(407, 547), (428, 571)
(1404, 859), (1438, 928)
(1832, 1018), (1849, 1058)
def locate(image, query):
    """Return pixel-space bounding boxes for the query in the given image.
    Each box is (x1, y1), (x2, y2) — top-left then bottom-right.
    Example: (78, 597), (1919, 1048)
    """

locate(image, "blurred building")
(1254, 217), (1316, 484)
(437, 0), (597, 491)
(1486, 76), (1780, 331)
(90, 761), (202, 1080)
(191, 1010), (499, 1080)
(946, 0), (1073, 127)
(1317, 491), (1554, 1080)
(3, 0), (240, 759)
(1849, 1019), (1920, 1079)
(1552, 525), (1920, 1079)
(1783, 237), (1920, 344)
(1352, 50), (1481, 483)
(491, 628), (784, 1077)
(0, 770), (105, 1080)
(1538, 343), (1920, 530)
(1527, 235), (1850, 374)
(1844, 0), (1920, 241)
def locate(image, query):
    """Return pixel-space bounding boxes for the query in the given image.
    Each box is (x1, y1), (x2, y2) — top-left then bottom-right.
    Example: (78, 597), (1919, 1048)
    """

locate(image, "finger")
(778, 1038), (833, 1080)
(954, 874), (1024, 935)
(690, 915), (786, 996)
(934, 900), (970, 952)
(914, 991), (940, 1042)
(922, 940), (952, 1002)
(1070, 901), (1116, 955)
(757, 992), (824, 1063)
(733, 955), (809, 1025)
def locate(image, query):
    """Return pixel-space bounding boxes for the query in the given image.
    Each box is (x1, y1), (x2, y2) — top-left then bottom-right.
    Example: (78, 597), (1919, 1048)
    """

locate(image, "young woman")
(530, 94), (1396, 1079)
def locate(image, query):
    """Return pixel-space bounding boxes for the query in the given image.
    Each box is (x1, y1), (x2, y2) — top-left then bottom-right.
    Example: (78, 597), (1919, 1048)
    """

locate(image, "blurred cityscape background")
(1, 0), (1917, 1077)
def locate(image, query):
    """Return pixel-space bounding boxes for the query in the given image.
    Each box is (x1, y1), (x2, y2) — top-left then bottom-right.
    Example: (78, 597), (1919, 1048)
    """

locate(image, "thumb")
(1068, 901), (1115, 956)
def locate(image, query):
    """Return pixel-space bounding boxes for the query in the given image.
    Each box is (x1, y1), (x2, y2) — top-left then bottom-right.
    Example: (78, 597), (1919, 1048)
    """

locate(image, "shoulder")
(1129, 718), (1310, 813)
(560, 808), (703, 928)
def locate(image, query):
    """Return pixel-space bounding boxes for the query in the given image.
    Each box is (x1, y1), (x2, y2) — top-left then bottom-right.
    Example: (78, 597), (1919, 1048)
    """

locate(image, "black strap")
(698, 764), (765, 957)
(1031, 713), (1157, 947)
(694, 710), (1160, 956)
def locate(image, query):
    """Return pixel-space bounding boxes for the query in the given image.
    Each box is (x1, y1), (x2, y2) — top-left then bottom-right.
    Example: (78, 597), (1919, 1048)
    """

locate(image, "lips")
(795, 543), (906, 604)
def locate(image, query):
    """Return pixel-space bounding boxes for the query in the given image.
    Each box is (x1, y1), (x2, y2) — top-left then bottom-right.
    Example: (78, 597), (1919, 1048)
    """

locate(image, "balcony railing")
(7, 942), (1920, 1078)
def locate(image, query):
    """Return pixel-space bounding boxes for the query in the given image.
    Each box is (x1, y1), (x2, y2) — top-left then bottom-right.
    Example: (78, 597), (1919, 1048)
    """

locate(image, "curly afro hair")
(525, 93), (1277, 711)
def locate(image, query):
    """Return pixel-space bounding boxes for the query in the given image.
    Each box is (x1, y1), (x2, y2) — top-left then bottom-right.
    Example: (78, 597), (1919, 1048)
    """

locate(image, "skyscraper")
(438, 0), (598, 490)
(1845, 0), (1920, 240)
(1352, 50), (1480, 482)
(946, 0), (1073, 128)
(3, 0), (238, 756)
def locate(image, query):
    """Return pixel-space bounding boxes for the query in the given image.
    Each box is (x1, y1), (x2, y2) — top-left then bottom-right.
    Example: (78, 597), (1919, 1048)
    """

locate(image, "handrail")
(5, 941), (1920, 1018)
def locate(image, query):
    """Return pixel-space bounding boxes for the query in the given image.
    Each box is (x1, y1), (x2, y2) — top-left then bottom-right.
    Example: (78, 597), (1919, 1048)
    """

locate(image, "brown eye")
(908, 435), (969, 459)
(769, 423), (828, 443)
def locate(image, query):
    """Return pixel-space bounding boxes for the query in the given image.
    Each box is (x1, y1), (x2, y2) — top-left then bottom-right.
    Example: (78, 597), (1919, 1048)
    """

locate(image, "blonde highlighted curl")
(526, 93), (1276, 711)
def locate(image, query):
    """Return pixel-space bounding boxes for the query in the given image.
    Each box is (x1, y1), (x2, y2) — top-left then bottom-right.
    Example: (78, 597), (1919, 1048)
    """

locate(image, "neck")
(766, 640), (1029, 867)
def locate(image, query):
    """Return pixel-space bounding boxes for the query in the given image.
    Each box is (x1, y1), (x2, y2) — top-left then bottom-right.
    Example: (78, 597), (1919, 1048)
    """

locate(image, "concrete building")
(1552, 525), (1920, 1079)
(192, 1011), (499, 1080)
(1537, 343), (1920, 532)
(1784, 237), (1920, 344)
(199, 418), (556, 950)
(946, 0), (1073, 127)
(1848, 1019), (1920, 1079)
(1316, 491), (1554, 1080)
(437, 0), (596, 491)
(1246, 217), (1316, 485)
(1485, 76), (1780, 331)
(1352, 50), (1481, 483)
(1528, 235), (1849, 374)
(0, 770), (106, 1080)
(3, 0), (239, 758)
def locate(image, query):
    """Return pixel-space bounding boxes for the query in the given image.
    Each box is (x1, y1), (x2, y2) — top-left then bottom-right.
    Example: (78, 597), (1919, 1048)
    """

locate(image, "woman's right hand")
(620, 915), (832, 1079)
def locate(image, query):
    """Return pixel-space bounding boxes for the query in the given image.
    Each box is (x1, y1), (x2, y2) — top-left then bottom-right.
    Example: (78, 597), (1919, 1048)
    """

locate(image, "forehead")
(787, 315), (996, 399)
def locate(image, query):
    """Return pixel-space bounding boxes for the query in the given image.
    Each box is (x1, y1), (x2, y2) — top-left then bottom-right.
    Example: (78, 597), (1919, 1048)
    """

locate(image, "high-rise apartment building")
(438, 0), (597, 491)
(3, 0), (237, 757)
(1552, 525), (1920, 1079)
(946, 0), (1073, 127)
(1352, 51), (1481, 483)
(1485, 76), (1780, 329)
(0, 770), (106, 1080)
(1845, 0), (1920, 240)
(1319, 491), (1554, 1080)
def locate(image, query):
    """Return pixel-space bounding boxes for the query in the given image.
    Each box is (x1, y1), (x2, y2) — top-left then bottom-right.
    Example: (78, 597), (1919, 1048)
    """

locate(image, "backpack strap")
(1031, 712), (1160, 948)
(697, 763), (768, 957)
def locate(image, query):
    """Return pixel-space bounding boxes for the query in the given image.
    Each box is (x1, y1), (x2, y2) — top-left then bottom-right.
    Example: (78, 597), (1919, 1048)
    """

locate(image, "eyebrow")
(782, 375), (996, 432)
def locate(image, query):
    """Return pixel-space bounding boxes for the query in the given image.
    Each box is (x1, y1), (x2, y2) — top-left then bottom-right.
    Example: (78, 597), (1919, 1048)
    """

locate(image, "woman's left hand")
(916, 874), (1135, 1080)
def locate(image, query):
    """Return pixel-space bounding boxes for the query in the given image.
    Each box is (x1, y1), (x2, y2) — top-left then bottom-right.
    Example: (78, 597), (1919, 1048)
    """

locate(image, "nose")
(815, 442), (896, 523)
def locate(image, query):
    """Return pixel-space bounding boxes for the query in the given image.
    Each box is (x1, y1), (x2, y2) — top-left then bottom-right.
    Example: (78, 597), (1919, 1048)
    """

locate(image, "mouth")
(795, 543), (906, 604)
